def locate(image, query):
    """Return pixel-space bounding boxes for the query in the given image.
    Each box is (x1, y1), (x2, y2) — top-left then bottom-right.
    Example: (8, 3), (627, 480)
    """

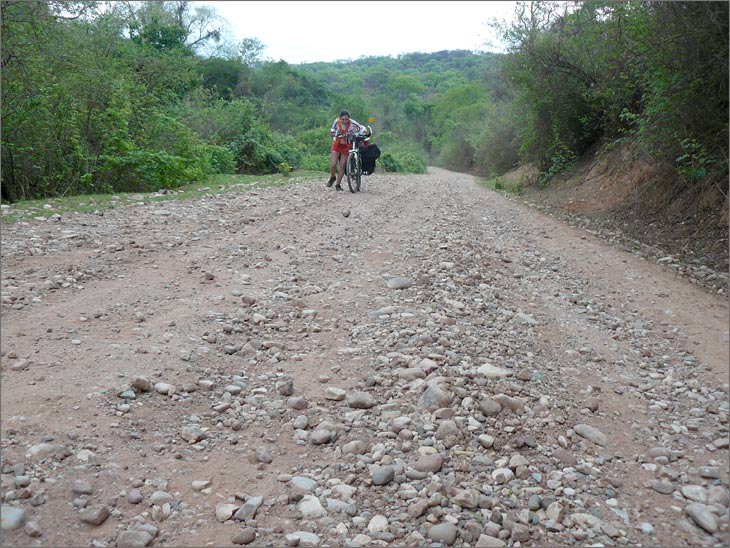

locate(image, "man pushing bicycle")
(327, 110), (371, 191)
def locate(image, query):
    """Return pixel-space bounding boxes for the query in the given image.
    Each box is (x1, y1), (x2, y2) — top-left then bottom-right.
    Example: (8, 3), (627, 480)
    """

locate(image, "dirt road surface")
(1, 168), (728, 547)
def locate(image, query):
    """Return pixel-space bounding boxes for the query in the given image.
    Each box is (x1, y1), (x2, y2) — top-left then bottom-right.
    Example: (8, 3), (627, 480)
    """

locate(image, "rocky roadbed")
(1, 167), (728, 548)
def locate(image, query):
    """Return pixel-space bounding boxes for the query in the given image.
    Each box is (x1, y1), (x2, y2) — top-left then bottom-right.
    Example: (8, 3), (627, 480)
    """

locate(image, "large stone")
(479, 398), (502, 416)
(309, 428), (333, 445)
(299, 495), (327, 519)
(434, 420), (460, 440)
(649, 480), (673, 495)
(546, 502), (565, 522)
(180, 426), (206, 444)
(371, 466), (395, 486)
(476, 535), (506, 547)
(492, 393), (523, 411)
(291, 477), (317, 494)
(452, 489), (480, 509)
(408, 500), (429, 518)
(72, 480), (93, 495)
(1, 505), (26, 530)
(80, 505), (110, 526)
(130, 377), (151, 392)
(290, 532), (320, 547)
(149, 491), (173, 505)
(574, 424), (607, 446)
(418, 384), (453, 411)
(116, 530), (153, 548)
(342, 440), (368, 455)
(511, 523), (531, 542)
(387, 277), (413, 289)
(325, 387), (346, 401)
(234, 496), (263, 521)
(216, 503), (239, 522)
(552, 447), (577, 466)
(367, 514), (389, 533)
(428, 523), (458, 545)
(25, 443), (56, 459)
(685, 503), (718, 533)
(491, 467), (514, 483)
(681, 485), (707, 503)
(414, 453), (444, 473)
(232, 527), (257, 545)
(477, 364), (512, 378)
(346, 392), (376, 409)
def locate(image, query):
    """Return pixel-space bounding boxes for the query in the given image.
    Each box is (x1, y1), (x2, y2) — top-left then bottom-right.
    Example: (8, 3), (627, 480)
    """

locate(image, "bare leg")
(330, 150), (339, 179)
(336, 154), (347, 185)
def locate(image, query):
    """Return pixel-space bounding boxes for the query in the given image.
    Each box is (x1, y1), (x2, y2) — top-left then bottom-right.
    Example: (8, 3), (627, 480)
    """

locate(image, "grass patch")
(0, 170), (326, 223)
(479, 175), (524, 195)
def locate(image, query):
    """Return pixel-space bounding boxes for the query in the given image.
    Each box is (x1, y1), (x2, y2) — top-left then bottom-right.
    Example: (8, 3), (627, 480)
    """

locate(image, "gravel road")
(1, 167), (728, 547)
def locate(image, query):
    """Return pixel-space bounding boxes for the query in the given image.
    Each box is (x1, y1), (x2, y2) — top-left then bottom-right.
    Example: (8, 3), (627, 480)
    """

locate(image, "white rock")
(215, 503), (239, 522)
(477, 364), (513, 378)
(299, 495), (327, 519)
(367, 514), (389, 533)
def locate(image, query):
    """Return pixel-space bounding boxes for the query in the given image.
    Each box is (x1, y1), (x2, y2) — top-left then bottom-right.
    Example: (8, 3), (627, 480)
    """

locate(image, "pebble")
(24, 520), (42, 538)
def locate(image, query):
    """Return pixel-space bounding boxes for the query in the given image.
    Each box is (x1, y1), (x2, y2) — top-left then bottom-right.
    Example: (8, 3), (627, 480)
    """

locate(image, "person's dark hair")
(339, 110), (350, 117)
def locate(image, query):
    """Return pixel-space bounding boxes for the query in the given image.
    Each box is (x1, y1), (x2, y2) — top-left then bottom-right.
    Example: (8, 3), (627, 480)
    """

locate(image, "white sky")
(193, 1), (519, 64)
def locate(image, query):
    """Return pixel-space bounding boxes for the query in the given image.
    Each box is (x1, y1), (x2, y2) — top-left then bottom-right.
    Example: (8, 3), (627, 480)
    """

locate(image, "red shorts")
(331, 140), (351, 155)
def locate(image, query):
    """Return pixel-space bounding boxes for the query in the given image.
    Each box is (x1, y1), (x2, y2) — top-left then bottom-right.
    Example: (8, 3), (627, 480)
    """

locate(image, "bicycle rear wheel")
(346, 153), (359, 193)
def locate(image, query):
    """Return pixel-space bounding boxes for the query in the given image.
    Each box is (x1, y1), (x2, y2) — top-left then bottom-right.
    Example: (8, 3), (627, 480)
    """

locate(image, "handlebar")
(333, 125), (373, 140)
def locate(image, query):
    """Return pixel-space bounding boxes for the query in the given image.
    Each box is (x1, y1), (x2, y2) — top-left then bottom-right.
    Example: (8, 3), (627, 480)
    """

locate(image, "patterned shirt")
(330, 118), (367, 144)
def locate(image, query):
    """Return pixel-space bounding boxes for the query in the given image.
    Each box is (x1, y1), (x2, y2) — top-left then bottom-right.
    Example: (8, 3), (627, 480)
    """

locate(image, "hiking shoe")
(326, 176), (336, 187)
(335, 184), (343, 191)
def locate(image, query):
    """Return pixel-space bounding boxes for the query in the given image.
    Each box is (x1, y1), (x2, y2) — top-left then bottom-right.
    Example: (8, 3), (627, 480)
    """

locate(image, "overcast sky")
(192, 1), (519, 64)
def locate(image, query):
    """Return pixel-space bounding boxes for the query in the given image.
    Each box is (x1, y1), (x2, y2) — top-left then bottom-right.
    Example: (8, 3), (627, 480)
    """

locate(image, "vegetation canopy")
(1, 0), (727, 221)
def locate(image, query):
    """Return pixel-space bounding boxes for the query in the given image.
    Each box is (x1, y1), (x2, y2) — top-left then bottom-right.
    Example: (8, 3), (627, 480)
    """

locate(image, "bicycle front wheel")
(355, 155), (362, 192)
(346, 153), (359, 193)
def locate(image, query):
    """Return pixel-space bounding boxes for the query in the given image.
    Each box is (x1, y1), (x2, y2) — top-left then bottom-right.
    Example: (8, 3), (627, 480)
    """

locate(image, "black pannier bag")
(360, 142), (381, 175)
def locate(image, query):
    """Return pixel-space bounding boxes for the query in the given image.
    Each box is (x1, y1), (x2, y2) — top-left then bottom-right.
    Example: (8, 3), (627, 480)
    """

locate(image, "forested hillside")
(2, 0), (728, 227)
